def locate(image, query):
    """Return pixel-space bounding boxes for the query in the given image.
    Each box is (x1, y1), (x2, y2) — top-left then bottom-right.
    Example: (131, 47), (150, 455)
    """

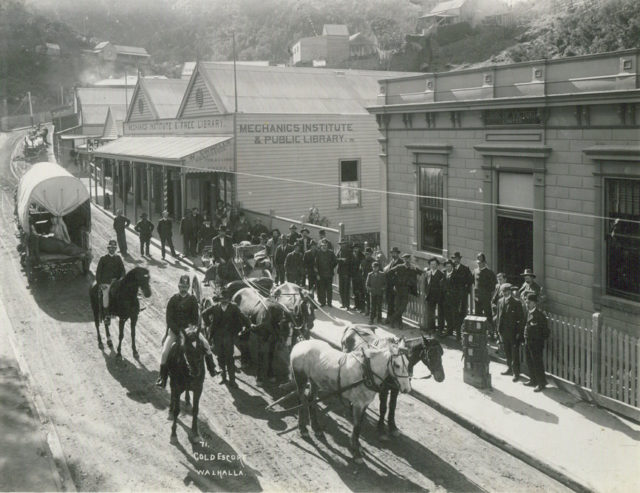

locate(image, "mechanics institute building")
(368, 49), (640, 333)
(94, 63), (411, 239)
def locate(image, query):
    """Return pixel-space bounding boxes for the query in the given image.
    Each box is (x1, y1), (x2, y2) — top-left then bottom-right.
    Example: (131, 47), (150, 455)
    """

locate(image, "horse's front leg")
(130, 313), (139, 359)
(378, 386), (389, 439)
(388, 388), (399, 436)
(170, 389), (180, 444)
(350, 405), (368, 464)
(104, 319), (113, 349)
(116, 318), (125, 358)
(190, 387), (202, 443)
(308, 382), (324, 439)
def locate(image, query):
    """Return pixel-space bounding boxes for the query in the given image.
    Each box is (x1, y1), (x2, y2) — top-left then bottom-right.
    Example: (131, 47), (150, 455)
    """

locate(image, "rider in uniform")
(96, 239), (125, 323)
(156, 275), (216, 388)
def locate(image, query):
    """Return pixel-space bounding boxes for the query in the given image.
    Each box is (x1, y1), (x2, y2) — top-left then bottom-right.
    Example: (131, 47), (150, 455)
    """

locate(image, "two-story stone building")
(368, 49), (640, 334)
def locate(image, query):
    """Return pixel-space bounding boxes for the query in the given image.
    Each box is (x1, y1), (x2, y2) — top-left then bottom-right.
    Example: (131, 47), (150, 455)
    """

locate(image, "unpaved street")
(0, 130), (569, 492)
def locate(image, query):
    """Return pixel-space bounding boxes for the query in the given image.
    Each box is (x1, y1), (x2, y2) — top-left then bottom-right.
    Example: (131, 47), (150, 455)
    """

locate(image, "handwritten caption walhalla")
(193, 440), (246, 478)
(239, 123), (354, 144)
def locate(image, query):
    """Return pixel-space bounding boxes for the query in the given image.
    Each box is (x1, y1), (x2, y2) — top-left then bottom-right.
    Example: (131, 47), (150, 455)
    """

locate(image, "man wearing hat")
(441, 259), (457, 336)
(315, 239), (337, 306)
(495, 283), (525, 381)
(523, 293), (550, 391)
(274, 234), (290, 285)
(299, 227), (314, 252)
(285, 241), (304, 285)
(157, 210), (177, 260)
(474, 253), (497, 334)
(351, 245), (366, 312)
(202, 288), (251, 389)
(96, 239), (126, 323)
(449, 252), (474, 340)
(134, 212), (154, 257)
(365, 260), (385, 323)
(423, 257), (444, 333)
(232, 211), (251, 244)
(157, 275), (216, 388)
(288, 224), (300, 243)
(197, 216), (216, 255)
(360, 247), (375, 316)
(383, 247), (403, 323)
(336, 239), (353, 309)
(303, 241), (318, 294)
(518, 269), (545, 312)
(318, 229), (333, 251)
(386, 253), (422, 329)
(112, 209), (131, 257)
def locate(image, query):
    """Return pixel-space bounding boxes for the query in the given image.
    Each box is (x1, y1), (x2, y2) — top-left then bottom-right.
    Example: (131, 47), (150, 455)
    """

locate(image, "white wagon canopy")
(16, 161), (90, 232)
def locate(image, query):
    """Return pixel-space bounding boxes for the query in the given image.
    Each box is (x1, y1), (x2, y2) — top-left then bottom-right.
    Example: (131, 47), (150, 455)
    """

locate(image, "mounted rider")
(95, 239), (125, 323)
(156, 275), (217, 388)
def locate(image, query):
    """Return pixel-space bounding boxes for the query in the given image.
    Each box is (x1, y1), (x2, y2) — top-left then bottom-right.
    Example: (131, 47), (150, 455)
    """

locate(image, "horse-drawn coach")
(15, 161), (92, 281)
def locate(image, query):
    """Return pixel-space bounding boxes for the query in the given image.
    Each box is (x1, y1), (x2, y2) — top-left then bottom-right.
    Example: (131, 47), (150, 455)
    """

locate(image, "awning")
(93, 135), (234, 172)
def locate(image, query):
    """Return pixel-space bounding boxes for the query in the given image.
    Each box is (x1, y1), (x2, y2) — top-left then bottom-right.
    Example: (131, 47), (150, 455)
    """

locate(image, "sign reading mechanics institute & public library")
(239, 122), (355, 144)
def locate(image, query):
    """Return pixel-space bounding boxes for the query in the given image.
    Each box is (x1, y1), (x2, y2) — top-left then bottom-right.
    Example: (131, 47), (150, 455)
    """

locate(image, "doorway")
(497, 215), (533, 286)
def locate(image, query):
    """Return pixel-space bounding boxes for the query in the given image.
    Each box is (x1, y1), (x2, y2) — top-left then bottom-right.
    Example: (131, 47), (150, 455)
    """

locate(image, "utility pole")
(60, 86), (64, 106)
(27, 91), (33, 125)
(232, 32), (238, 208)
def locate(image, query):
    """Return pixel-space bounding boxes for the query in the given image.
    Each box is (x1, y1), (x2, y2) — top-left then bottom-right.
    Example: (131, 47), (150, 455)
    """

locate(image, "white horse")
(271, 282), (315, 340)
(290, 339), (411, 464)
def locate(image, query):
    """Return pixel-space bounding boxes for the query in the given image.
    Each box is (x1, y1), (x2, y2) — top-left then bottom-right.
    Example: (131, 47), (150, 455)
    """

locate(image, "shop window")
(605, 178), (640, 301)
(339, 159), (360, 207)
(418, 166), (444, 253)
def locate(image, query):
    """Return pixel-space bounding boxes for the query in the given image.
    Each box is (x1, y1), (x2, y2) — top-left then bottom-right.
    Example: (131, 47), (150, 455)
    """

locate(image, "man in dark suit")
(208, 224), (235, 286)
(285, 242), (304, 285)
(315, 239), (337, 306)
(317, 230), (333, 251)
(383, 247), (403, 323)
(336, 240), (353, 309)
(423, 257), (444, 333)
(474, 252), (498, 338)
(299, 227), (314, 253)
(180, 210), (198, 257)
(523, 293), (550, 392)
(157, 210), (177, 260)
(450, 251), (473, 341)
(113, 209), (131, 257)
(441, 260), (457, 336)
(495, 283), (525, 381)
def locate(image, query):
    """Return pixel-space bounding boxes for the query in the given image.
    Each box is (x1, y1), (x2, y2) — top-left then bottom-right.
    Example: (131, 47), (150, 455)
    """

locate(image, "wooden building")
(94, 63), (412, 241)
(368, 49), (640, 334)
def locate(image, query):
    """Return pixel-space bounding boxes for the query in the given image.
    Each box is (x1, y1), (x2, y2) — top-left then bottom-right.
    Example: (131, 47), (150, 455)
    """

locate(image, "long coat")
(423, 269), (444, 302)
(496, 296), (524, 340)
(211, 234), (234, 263)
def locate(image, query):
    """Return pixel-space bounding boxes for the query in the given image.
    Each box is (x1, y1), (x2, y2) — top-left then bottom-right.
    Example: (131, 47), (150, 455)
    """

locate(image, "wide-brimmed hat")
(521, 268), (536, 277)
(451, 252), (462, 259)
(390, 246), (401, 254)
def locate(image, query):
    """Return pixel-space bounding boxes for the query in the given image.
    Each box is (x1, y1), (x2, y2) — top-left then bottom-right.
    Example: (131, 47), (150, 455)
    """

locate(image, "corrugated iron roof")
(114, 44), (149, 57)
(430, 0), (467, 14)
(77, 87), (133, 125)
(142, 78), (189, 119)
(322, 24), (349, 36)
(198, 63), (413, 115)
(94, 136), (232, 162)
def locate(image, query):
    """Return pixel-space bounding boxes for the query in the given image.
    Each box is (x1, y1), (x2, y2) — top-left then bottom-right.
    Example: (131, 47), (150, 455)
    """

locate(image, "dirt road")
(0, 130), (569, 492)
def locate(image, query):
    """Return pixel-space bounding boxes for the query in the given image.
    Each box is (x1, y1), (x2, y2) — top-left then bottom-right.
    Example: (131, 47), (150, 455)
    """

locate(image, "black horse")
(341, 326), (445, 439)
(168, 328), (216, 444)
(89, 267), (151, 358)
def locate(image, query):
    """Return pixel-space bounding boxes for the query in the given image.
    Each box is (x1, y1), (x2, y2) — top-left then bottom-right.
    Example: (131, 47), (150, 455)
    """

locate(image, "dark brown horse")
(341, 325), (444, 439)
(168, 328), (215, 444)
(89, 267), (151, 358)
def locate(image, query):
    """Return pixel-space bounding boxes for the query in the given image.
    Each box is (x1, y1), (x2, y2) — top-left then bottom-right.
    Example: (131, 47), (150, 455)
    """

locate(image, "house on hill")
(417, 0), (513, 33)
(292, 24), (373, 68)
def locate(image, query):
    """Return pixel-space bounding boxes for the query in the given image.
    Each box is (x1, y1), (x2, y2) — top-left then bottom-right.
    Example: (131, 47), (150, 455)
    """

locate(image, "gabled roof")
(101, 107), (123, 140)
(76, 87), (133, 125)
(322, 24), (349, 36)
(114, 45), (150, 57)
(429, 0), (467, 15)
(94, 41), (110, 50)
(127, 78), (189, 121)
(191, 63), (413, 115)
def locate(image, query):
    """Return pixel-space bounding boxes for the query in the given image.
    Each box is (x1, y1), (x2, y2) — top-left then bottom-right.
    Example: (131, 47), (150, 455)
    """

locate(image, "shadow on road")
(28, 274), (94, 323)
(101, 351), (168, 411)
(484, 387), (559, 424)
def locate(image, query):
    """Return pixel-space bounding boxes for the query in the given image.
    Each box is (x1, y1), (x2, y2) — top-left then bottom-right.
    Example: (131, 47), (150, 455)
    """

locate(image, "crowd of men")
(108, 208), (550, 392)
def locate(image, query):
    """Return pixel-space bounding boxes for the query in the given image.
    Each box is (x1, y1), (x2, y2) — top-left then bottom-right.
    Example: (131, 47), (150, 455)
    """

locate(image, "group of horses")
(87, 260), (446, 464)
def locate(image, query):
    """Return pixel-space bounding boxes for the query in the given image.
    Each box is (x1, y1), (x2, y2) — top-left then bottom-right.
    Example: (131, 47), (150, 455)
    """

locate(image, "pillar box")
(462, 315), (491, 389)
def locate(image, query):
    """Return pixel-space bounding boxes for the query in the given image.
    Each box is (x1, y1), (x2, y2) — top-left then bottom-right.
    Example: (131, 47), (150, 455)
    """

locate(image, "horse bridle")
(413, 343), (443, 380)
(360, 347), (410, 392)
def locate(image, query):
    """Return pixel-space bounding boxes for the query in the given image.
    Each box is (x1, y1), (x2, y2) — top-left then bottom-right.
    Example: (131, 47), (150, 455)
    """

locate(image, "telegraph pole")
(27, 91), (33, 125)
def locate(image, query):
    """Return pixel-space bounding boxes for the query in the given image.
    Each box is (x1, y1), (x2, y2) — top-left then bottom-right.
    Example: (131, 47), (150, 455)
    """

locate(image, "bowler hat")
(141, 212), (148, 218)
(289, 224), (298, 230)
(390, 246), (401, 254)
(372, 261), (380, 267)
(527, 293), (538, 302)
(219, 224), (227, 231)
(451, 252), (462, 259)
(428, 257), (440, 264)
(178, 275), (190, 287)
(364, 247), (373, 254)
(443, 259), (453, 266)
(108, 239), (117, 247)
(300, 227), (310, 234)
(521, 268), (536, 278)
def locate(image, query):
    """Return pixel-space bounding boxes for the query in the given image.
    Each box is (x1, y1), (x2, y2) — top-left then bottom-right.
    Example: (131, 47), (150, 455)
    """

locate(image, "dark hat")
(141, 212), (148, 218)
(219, 224), (227, 231)
(108, 239), (117, 247)
(318, 230), (327, 236)
(390, 246), (401, 254)
(319, 238), (328, 245)
(443, 259), (453, 266)
(300, 227), (310, 234)
(214, 287), (232, 302)
(451, 252), (462, 259)
(289, 224), (298, 230)
(372, 261), (380, 267)
(401, 253), (411, 259)
(260, 232), (268, 239)
(526, 293), (538, 302)
(521, 268), (536, 278)
(271, 228), (280, 235)
(476, 252), (486, 262)
(178, 275), (190, 287)
(428, 257), (440, 264)
(365, 247), (373, 253)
